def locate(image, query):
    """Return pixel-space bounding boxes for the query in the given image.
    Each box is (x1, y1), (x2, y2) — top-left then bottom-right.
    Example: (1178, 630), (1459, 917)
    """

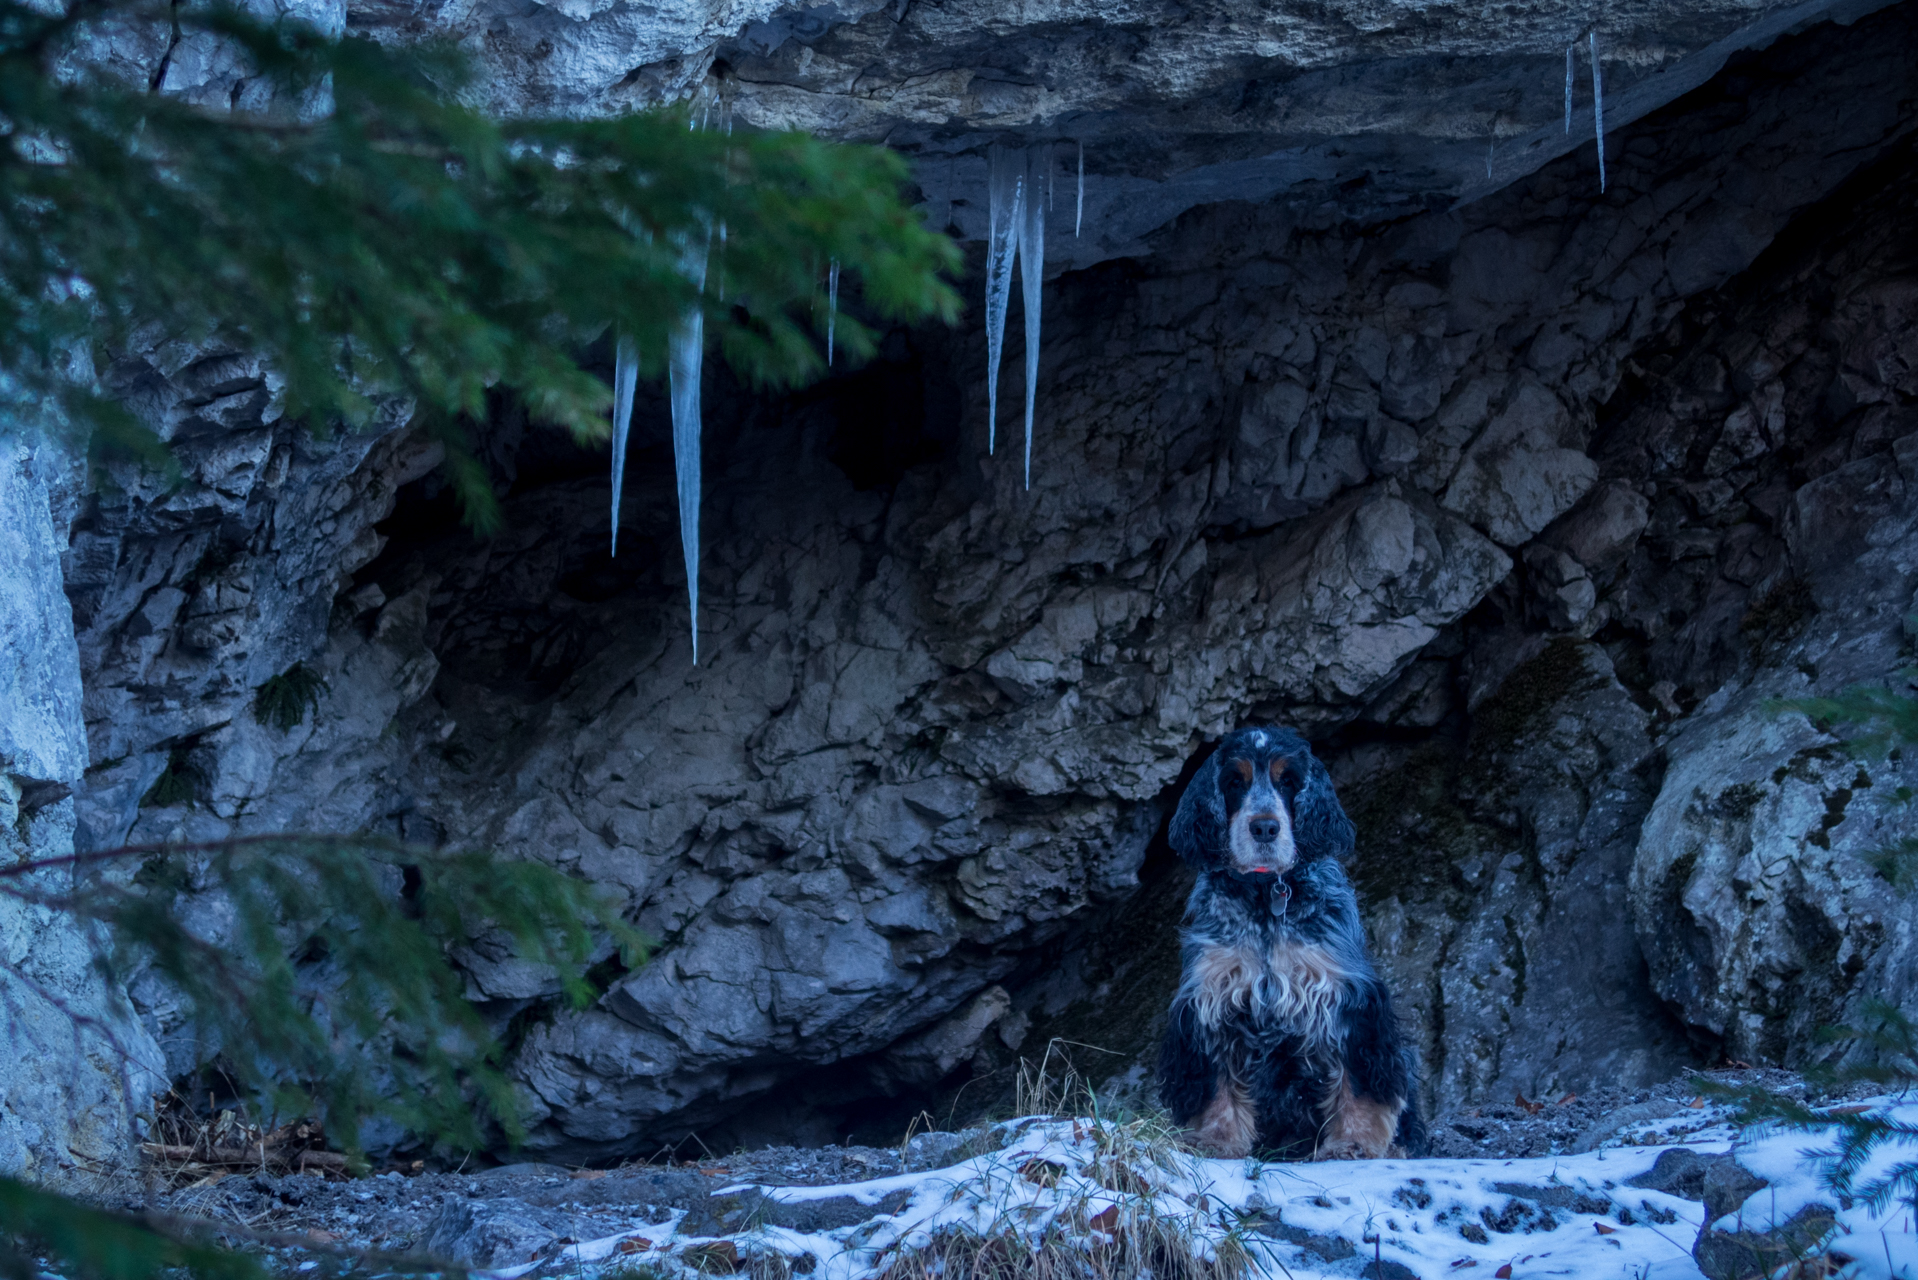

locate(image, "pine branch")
(1, 1173), (470, 1280)
(1772, 673), (1918, 760)
(0, 1176), (268, 1280)
(1702, 1000), (1918, 1215)
(0, 0), (960, 525)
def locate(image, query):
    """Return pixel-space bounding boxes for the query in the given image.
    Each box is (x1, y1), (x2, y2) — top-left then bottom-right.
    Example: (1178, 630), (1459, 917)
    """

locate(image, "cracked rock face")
(13, 0), (1918, 1167)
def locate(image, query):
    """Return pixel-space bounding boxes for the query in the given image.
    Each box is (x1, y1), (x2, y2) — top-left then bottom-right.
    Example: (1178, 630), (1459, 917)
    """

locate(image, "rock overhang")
(353, 0), (1906, 269)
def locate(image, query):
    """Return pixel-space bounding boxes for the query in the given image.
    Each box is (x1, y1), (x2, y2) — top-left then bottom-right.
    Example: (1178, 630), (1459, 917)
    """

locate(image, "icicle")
(826, 259), (840, 366)
(1486, 138), (1495, 179)
(1075, 142), (1084, 238)
(1564, 43), (1574, 133)
(609, 337), (638, 556)
(1591, 31), (1606, 193)
(716, 98), (733, 301)
(669, 238), (709, 664)
(1017, 148), (1045, 491)
(983, 146), (1023, 455)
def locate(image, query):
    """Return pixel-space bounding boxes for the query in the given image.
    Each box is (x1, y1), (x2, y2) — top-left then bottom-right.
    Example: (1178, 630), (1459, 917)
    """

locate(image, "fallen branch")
(141, 1143), (347, 1172)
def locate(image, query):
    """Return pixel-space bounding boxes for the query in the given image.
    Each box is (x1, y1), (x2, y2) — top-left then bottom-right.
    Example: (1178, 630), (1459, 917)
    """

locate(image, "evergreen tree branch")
(0, 1176), (269, 1280)
(0, 0), (961, 524)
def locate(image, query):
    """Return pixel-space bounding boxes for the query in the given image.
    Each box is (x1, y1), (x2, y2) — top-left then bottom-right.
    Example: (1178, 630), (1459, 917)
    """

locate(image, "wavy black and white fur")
(1156, 725), (1427, 1160)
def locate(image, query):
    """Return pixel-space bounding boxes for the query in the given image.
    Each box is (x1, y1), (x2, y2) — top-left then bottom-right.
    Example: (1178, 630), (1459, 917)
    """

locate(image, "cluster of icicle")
(608, 91), (732, 663)
(609, 122), (1088, 662)
(1565, 32), (1608, 192)
(982, 142), (1083, 490)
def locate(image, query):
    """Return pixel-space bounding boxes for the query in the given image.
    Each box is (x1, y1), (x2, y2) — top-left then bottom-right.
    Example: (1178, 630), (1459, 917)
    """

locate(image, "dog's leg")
(1314, 1070), (1404, 1160)
(1384, 1044), (1429, 1156)
(1391, 1082), (1430, 1158)
(1242, 1041), (1325, 1160)
(1315, 978), (1416, 1160)
(1194, 1069), (1257, 1159)
(1160, 1000), (1257, 1157)
(1157, 999), (1218, 1125)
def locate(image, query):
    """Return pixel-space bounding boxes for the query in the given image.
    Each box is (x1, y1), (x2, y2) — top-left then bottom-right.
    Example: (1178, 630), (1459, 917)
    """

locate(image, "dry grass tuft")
(869, 1047), (1250, 1280)
(872, 1211), (1250, 1280)
(745, 1246), (819, 1278)
(1001, 1042), (1189, 1146)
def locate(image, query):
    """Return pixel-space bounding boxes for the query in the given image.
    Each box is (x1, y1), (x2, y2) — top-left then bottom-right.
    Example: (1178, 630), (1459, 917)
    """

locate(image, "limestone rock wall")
(1, 435), (165, 1183)
(1328, 97), (1918, 1117)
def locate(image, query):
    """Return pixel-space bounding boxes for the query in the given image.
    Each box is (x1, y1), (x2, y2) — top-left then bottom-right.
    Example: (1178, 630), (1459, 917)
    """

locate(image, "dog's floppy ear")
(1169, 748), (1228, 867)
(1292, 751), (1355, 862)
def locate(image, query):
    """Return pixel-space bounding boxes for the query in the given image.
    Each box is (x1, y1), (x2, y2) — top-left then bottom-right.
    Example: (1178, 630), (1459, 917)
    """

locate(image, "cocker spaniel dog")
(1157, 725), (1426, 1160)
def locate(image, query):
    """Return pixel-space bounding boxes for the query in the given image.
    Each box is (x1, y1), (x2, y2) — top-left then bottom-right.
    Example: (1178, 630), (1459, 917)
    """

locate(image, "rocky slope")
(5, 0), (1918, 1174)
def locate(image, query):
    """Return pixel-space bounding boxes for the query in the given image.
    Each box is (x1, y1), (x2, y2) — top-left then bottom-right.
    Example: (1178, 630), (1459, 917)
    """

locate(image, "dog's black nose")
(1249, 816), (1282, 843)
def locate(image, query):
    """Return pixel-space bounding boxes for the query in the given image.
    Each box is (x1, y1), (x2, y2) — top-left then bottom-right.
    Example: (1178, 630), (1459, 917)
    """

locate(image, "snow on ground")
(502, 1099), (1918, 1280)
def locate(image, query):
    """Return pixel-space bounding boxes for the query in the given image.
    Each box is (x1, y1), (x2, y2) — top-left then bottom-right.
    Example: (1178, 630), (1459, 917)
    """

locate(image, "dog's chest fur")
(1186, 934), (1350, 1045)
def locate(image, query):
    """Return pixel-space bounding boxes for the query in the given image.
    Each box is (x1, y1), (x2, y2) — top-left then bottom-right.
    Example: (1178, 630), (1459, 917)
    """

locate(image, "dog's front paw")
(1190, 1130), (1255, 1160)
(1311, 1140), (1368, 1162)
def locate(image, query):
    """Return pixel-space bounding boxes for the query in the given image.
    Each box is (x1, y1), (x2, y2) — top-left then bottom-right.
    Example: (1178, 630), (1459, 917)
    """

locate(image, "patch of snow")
(1725, 1098), (1918, 1280)
(487, 1101), (1918, 1279)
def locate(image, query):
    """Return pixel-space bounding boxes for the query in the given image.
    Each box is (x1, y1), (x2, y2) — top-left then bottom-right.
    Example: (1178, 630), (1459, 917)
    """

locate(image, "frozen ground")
(142, 1077), (1918, 1279)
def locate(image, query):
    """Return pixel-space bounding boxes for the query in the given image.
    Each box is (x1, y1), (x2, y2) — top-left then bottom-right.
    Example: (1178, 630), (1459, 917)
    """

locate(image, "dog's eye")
(1224, 760), (1253, 790)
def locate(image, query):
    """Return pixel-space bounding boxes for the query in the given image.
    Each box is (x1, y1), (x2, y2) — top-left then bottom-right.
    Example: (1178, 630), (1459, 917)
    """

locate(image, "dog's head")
(1168, 726), (1353, 878)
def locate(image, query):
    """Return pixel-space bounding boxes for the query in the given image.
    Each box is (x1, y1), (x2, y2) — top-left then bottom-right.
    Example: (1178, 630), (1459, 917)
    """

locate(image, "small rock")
(904, 1130), (975, 1170)
(1625, 1148), (1767, 1219)
(420, 1200), (556, 1268)
(1247, 1215), (1357, 1261)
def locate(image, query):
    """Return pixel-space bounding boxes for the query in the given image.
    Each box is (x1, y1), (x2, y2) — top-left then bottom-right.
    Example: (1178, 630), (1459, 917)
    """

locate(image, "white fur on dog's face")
(1223, 757), (1297, 872)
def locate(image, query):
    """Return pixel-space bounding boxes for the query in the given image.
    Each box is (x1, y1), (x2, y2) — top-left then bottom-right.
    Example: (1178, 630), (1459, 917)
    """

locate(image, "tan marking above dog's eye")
(1270, 757), (1292, 784)
(1230, 759), (1254, 783)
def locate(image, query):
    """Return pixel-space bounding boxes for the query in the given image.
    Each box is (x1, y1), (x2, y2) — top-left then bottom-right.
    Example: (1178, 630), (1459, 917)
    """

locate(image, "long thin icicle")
(826, 259), (840, 366)
(609, 336), (638, 556)
(983, 146), (1023, 455)
(1075, 142), (1084, 237)
(1564, 43), (1574, 133)
(1591, 31), (1606, 193)
(669, 237), (709, 663)
(1018, 147), (1046, 491)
